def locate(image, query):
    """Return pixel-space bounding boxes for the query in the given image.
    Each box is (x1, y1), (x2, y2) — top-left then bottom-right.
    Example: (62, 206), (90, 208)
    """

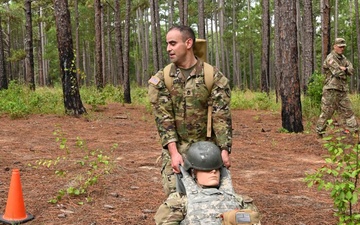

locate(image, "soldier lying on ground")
(154, 141), (261, 225)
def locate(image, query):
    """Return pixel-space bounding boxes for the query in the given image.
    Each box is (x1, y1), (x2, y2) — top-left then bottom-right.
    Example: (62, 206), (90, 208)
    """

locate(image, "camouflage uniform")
(154, 168), (260, 225)
(316, 46), (358, 135)
(148, 59), (232, 196)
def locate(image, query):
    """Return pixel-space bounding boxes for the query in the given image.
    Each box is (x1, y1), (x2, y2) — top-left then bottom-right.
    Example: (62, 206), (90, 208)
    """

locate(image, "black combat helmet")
(183, 141), (223, 171)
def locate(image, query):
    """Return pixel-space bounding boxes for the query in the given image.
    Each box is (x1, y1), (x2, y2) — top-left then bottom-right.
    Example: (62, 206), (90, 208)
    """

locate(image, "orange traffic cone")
(0, 169), (34, 224)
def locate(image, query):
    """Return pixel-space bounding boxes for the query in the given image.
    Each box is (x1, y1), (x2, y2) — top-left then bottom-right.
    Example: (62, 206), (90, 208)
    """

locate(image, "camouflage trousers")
(160, 149), (177, 197)
(154, 193), (260, 225)
(316, 89), (358, 134)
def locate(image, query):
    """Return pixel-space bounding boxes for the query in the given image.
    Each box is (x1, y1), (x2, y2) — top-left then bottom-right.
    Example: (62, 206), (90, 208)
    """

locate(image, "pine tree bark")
(355, 0), (360, 92)
(321, 0), (331, 73)
(94, 0), (103, 89)
(24, 0), (35, 90)
(114, 0), (124, 85)
(261, 0), (270, 94)
(301, 0), (314, 94)
(0, 15), (7, 90)
(54, 0), (86, 116)
(123, 0), (131, 103)
(276, 0), (303, 133)
(198, 0), (205, 39)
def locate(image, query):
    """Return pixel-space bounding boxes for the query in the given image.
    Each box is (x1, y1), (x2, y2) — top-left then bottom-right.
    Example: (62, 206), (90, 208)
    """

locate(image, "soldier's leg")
(338, 92), (358, 133)
(161, 149), (177, 197)
(316, 89), (336, 135)
(154, 192), (186, 225)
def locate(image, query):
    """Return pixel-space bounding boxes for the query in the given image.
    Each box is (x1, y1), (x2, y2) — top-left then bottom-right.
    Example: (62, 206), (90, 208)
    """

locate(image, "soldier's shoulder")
(148, 69), (165, 86)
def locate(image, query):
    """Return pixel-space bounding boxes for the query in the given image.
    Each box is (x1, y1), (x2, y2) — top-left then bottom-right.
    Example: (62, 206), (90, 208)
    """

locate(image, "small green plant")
(278, 127), (289, 133)
(305, 124), (360, 224)
(28, 127), (117, 205)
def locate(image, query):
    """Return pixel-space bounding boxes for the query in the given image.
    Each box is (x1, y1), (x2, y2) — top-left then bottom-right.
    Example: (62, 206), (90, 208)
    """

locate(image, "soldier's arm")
(345, 60), (354, 76)
(148, 72), (178, 147)
(326, 55), (347, 79)
(211, 69), (232, 153)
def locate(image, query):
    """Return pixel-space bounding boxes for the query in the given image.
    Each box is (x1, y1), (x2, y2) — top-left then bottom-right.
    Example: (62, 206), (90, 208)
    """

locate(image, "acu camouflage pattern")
(316, 51), (358, 134)
(154, 167), (260, 225)
(148, 59), (232, 153)
(180, 167), (241, 225)
(149, 59), (232, 196)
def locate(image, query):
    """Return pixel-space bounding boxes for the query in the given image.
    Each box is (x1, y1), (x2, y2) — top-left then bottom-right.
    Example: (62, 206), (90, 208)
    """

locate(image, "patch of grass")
(231, 89), (280, 111)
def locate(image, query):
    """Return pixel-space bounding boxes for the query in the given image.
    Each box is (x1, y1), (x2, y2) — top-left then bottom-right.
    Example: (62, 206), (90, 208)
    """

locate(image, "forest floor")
(0, 103), (345, 224)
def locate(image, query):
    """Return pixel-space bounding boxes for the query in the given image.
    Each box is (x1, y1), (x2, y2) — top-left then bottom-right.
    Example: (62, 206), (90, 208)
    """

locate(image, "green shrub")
(305, 125), (360, 225)
(302, 71), (324, 120)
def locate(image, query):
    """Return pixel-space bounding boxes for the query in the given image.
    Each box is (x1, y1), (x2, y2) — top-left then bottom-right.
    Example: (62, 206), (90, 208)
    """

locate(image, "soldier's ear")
(185, 38), (194, 50)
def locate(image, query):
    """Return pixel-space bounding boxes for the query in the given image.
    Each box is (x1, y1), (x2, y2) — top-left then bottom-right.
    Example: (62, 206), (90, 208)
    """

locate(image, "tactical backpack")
(163, 39), (214, 137)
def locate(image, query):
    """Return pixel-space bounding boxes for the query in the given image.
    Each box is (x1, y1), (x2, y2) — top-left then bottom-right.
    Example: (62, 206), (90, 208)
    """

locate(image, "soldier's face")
(166, 30), (192, 65)
(194, 169), (220, 187)
(335, 45), (345, 54)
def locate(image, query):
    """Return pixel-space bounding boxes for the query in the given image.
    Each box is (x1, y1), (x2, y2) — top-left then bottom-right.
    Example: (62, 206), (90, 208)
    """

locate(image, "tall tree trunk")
(179, 0), (184, 25)
(334, 0), (338, 39)
(232, 0), (239, 87)
(107, 9), (113, 85)
(355, 0), (360, 92)
(261, 0), (270, 94)
(247, 0), (254, 90)
(277, 0), (303, 133)
(114, 0), (124, 85)
(54, 0), (86, 115)
(136, 7), (145, 85)
(5, 3), (12, 81)
(154, 0), (163, 69)
(101, 6), (106, 84)
(24, 0), (35, 90)
(94, 0), (103, 89)
(321, 0), (331, 73)
(301, 0), (314, 94)
(150, 0), (159, 72)
(0, 15), (7, 90)
(168, 0), (174, 27)
(183, 0), (188, 25)
(75, 0), (80, 85)
(38, 9), (44, 86)
(219, 0), (225, 72)
(198, 0), (205, 39)
(123, 0), (131, 103)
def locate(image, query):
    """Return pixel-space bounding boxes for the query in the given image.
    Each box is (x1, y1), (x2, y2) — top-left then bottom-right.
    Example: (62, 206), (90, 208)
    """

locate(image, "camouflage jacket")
(180, 167), (240, 225)
(148, 59), (232, 153)
(323, 50), (354, 91)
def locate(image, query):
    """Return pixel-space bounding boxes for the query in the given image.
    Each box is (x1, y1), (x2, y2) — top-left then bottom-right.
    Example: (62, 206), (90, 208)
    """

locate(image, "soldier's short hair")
(168, 25), (196, 48)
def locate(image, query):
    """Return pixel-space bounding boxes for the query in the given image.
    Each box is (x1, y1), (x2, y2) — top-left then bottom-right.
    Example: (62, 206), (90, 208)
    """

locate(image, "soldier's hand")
(167, 142), (183, 173)
(221, 150), (231, 168)
(170, 153), (183, 173)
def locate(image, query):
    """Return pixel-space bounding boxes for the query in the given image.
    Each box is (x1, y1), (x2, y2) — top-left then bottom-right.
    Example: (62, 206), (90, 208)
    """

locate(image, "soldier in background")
(316, 38), (359, 138)
(154, 141), (260, 225)
(148, 25), (232, 196)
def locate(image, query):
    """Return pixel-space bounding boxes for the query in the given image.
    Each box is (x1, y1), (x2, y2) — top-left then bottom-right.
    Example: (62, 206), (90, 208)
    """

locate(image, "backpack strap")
(203, 62), (214, 138)
(163, 62), (214, 92)
(163, 63), (173, 91)
(203, 62), (214, 93)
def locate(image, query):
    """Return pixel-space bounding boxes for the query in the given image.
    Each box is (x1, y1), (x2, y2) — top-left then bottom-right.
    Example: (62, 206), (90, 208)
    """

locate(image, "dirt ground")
(0, 103), (339, 225)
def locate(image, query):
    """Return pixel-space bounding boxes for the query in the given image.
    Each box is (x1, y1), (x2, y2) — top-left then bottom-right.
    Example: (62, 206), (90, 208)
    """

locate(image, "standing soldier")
(316, 38), (359, 137)
(148, 25), (232, 196)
